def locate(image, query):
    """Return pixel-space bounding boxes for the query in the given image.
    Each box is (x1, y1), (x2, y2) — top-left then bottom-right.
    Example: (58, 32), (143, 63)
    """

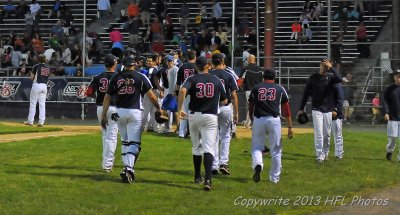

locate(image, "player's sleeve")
(182, 76), (193, 91)
(106, 75), (118, 96)
(299, 77), (311, 111)
(248, 88), (255, 103)
(32, 64), (38, 75)
(280, 85), (289, 104)
(176, 66), (184, 86)
(334, 83), (344, 113)
(330, 67), (342, 83)
(217, 79), (227, 101)
(140, 74), (153, 96)
(383, 86), (392, 115)
(227, 73), (239, 92)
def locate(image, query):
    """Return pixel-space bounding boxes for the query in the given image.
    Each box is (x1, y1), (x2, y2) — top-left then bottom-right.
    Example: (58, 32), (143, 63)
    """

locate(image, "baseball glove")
(111, 113), (120, 122)
(297, 112), (309, 124)
(155, 110), (169, 124)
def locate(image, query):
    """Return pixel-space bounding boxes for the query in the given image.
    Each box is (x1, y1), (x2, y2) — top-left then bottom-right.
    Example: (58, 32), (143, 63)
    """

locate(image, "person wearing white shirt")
(162, 55), (179, 133)
(97, 0), (111, 24)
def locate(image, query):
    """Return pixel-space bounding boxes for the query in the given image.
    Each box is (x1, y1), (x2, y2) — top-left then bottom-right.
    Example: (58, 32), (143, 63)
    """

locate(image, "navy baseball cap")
(104, 54), (118, 67)
(165, 55), (174, 62)
(122, 56), (136, 66)
(211, 53), (223, 64)
(196, 56), (208, 69)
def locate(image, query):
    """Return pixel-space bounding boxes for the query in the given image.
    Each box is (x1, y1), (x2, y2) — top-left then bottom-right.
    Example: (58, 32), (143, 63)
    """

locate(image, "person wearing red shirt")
(290, 20), (302, 40)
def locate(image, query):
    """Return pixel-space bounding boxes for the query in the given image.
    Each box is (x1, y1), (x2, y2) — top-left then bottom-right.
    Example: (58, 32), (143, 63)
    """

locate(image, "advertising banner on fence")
(0, 77), (95, 103)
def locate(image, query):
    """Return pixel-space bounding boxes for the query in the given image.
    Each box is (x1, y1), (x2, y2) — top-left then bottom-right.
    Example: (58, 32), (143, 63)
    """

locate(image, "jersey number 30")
(196, 83), (214, 98)
(258, 88), (276, 101)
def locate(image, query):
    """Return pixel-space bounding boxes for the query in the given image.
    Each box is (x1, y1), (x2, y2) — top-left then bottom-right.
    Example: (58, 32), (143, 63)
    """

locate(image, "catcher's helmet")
(297, 112), (309, 124)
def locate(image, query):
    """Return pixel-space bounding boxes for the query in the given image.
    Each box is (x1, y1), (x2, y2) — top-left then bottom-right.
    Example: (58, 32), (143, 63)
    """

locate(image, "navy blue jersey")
(182, 73), (227, 114)
(333, 83), (344, 119)
(148, 66), (161, 90)
(249, 81), (289, 118)
(299, 68), (342, 113)
(239, 64), (263, 91)
(32, 63), (50, 84)
(209, 69), (239, 105)
(88, 72), (116, 106)
(384, 84), (400, 121)
(176, 63), (198, 86)
(107, 70), (153, 109)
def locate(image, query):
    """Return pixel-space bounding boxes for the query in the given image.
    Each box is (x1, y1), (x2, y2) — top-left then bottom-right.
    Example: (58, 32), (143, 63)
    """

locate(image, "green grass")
(0, 124), (62, 134)
(0, 130), (399, 215)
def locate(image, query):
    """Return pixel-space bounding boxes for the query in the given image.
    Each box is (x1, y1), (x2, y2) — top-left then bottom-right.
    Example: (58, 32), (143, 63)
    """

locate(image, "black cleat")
(253, 165), (262, 183)
(204, 180), (212, 191)
(231, 132), (237, 139)
(194, 176), (204, 184)
(219, 165), (231, 175)
(126, 170), (135, 183)
(212, 170), (219, 175)
(386, 152), (392, 161)
(120, 169), (128, 183)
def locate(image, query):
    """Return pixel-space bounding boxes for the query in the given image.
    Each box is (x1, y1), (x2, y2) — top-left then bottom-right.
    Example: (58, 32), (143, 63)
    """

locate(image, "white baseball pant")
(142, 89), (160, 131)
(386, 120), (400, 161)
(97, 106), (118, 170)
(312, 110), (332, 160)
(189, 112), (218, 156)
(244, 91), (251, 128)
(27, 83), (47, 125)
(332, 119), (344, 158)
(179, 95), (190, 137)
(117, 108), (143, 173)
(213, 105), (233, 170)
(251, 116), (282, 182)
(229, 103), (237, 134)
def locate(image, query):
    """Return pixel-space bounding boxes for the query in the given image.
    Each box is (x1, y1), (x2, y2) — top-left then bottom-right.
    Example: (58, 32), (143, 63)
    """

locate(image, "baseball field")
(0, 122), (399, 215)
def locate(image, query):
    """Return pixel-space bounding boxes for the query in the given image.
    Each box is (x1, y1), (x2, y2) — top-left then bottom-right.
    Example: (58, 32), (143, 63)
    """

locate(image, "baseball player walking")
(224, 64), (240, 138)
(209, 53), (239, 175)
(239, 54), (263, 129)
(249, 69), (293, 184)
(101, 56), (163, 183)
(161, 55), (179, 133)
(383, 70), (400, 161)
(24, 54), (50, 127)
(86, 54), (119, 172)
(175, 50), (198, 138)
(177, 56), (227, 191)
(332, 83), (344, 159)
(298, 59), (342, 163)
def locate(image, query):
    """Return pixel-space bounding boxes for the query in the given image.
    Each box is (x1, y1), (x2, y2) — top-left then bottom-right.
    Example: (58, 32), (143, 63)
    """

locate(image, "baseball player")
(332, 83), (344, 159)
(86, 54), (119, 172)
(24, 54), (49, 127)
(177, 56), (227, 191)
(161, 55), (179, 133)
(224, 64), (240, 138)
(249, 69), (293, 184)
(209, 53), (239, 175)
(383, 70), (400, 161)
(101, 56), (162, 183)
(142, 55), (163, 132)
(239, 54), (263, 129)
(176, 50), (198, 138)
(298, 59), (342, 163)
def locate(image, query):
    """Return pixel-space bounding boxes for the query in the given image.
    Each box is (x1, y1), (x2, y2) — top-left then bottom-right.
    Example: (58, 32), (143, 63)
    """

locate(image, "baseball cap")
(122, 56), (136, 66)
(196, 56), (208, 69)
(165, 55), (174, 62)
(211, 53), (223, 64)
(104, 54), (118, 67)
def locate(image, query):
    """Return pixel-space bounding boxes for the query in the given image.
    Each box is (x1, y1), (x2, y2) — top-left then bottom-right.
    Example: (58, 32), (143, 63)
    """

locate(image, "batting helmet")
(297, 112), (309, 124)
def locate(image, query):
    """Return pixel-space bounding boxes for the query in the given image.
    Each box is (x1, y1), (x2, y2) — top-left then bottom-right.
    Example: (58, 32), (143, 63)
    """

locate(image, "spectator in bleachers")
(30, 0), (41, 30)
(140, 24), (152, 54)
(312, 0), (324, 21)
(189, 28), (198, 50)
(97, 0), (111, 25)
(60, 43), (71, 66)
(200, 45), (212, 61)
(290, 20), (301, 40)
(70, 44), (82, 67)
(60, 9), (75, 35)
(338, 1), (350, 34)
(355, 21), (370, 58)
(5, 32), (16, 47)
(109, 27), (123, 44)
(299, 10), (310, 29)
(52, 20), (65, 41)
(48, 0), (65, 18)
(155, 0), (167, 22)
(2, 0), (16, 19)
(32, 33), (44, 56)
(303, 0), (314, 21)
(304, 23), (312, 41)
(216, 24), (228, 45)
(196, 28), (211, 54)
(210, 29), (221, 47)
(48, 32), (60, 51)
(16, 0), (29, 19)
(124, 16), (141, 48)
(3, 46), (13, 68)
(196, 2), (208, 29)
(163, 13), (174, 40)
(151, 37), (165, 55)
(179, 1), (190, 33)
(212, 0), (222, 31)
(11, 46), (23, 75)
(151, 16), (163, 41)
(127, 0), (140, 19)
(25, 12), (34, 39)
(17, 58), (30, 76)
(139, 0), (152, 26)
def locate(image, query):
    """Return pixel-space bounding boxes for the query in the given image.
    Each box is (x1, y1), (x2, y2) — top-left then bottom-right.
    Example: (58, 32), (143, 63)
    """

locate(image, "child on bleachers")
(290, 20), (301, 40)
(372, 92), (380, 125)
